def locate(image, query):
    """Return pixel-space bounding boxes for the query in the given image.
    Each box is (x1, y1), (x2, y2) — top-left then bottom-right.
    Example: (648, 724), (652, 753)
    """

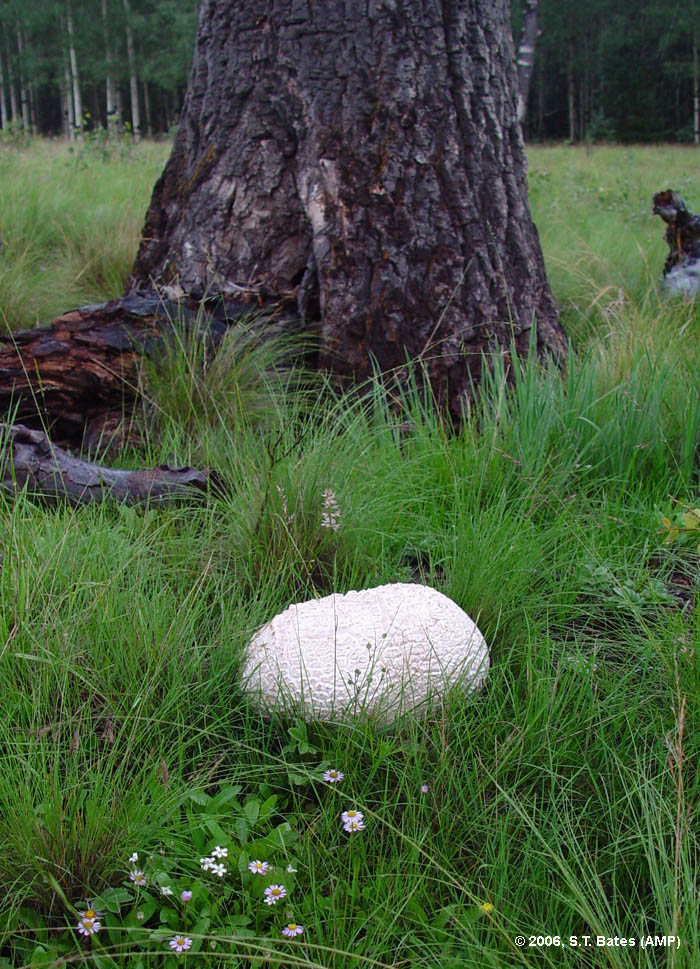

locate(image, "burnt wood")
(0, 291), (294, 449)
(653, 190), (700, 275)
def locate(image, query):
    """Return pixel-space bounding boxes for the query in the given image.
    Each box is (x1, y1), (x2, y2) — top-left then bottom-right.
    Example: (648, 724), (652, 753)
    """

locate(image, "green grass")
(0, 137), (169, 330)
(0, 140), (699, 968)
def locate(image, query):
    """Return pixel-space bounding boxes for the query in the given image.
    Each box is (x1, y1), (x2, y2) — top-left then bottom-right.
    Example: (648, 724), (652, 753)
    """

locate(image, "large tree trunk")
(129, 0), (565, 420)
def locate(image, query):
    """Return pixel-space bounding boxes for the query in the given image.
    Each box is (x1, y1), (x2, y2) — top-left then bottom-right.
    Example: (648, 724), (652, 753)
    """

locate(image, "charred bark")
(0, 424), (219, 505)
(653, 189), (700, 296)
(0, 291), (289, 449)
(130, 0), (565, 421)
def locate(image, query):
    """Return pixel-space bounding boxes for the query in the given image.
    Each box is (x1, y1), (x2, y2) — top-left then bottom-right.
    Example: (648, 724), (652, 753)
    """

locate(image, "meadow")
(0, 138), (699, 968)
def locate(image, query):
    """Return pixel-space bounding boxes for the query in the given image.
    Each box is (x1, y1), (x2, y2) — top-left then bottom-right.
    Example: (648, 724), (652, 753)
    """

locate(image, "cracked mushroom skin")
(242, 583), (489, 722)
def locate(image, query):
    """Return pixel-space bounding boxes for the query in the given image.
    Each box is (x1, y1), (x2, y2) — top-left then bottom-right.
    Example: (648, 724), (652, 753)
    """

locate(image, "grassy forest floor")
(1, 140), (699, 968)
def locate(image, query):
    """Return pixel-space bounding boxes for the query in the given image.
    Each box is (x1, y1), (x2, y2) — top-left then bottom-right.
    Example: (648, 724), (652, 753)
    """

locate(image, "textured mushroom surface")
(242, 583), (489, 721)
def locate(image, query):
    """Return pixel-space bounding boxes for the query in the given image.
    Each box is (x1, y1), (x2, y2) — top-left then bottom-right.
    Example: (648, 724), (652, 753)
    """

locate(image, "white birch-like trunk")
(61, 22), (75, 141)
(66, 0), (82, 133)
(694, 34), (699, 146)
(516, 0), (539, 124)
(142, 78), (152, 137)
(122, 0), (140, 139)
(101, 0), (116, 130)
(16, 26), (29, 131)
(4, 32), (17, 122)
(567, 48), (575, 142)
(29, 82), (37, 134)
(0, 45), (8, 129)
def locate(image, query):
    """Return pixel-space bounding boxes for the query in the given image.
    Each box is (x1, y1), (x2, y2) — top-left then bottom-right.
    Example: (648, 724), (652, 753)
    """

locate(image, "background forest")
(0, 0), (698, 143)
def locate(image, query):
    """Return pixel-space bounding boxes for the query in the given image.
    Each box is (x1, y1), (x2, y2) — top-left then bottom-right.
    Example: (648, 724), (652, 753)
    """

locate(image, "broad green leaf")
(211, 785), (242, 811)
(94, 887), (132, 914)
(235, 816), (249, 844)
(257, 794), (278, 823)
(203, 817), (228, 842)
(684, 510), (700, 529)
(243, 798), (260, 826)
(187, 917), (211, 953)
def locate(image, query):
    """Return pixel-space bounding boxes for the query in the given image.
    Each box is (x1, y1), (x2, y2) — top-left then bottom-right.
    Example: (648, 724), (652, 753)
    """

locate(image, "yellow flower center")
(83, 910), (97, 920)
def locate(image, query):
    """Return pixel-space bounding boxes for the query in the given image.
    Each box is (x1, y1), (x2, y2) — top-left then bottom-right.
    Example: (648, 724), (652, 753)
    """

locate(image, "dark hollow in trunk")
(129, 0), (566, 420)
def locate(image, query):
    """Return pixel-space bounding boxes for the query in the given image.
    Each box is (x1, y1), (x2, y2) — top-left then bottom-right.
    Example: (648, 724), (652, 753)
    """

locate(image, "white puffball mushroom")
(242, 583), (489, 721)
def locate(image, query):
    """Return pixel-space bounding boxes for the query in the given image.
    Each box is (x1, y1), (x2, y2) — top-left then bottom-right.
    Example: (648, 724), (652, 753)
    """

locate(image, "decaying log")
(0, 291), (298, 450)
(0, 423), (221, 505)
(653, 189), (700, 296)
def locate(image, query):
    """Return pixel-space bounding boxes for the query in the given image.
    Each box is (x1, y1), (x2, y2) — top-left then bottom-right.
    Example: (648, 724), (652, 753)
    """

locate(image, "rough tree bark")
(516, 1), (539, 124)
(0, 292), (273, 449)
(129, 0), (565, 420)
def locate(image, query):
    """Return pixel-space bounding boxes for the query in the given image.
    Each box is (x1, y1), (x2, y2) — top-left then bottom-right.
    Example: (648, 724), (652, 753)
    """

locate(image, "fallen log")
(0, 290), (299, 450)
(0, 423), (222, 505)
(653, 189), (700, 296)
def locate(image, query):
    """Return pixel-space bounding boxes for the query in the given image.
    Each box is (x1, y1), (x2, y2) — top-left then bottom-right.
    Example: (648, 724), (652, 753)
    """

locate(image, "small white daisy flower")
(200, 857), (213, 871)
(323, 769), (344, 783)
(169, 935), (193, 953)
(160, 885), (174, 896)
(136, 911), (145, 921)
(180, 890), (193, 902)
(210, 862), (226, 877)
(248, 859), (270, 875)
(77, 909), (101, 936)
(130, 869), (147, 886)
(263, 884), (287, 905)
(211, 845), (228, 859)
(344, 818), (366, 833)
(128, 852), (139, 863)
(282, 922), (304, 937)
(341, 809), (364, 824)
